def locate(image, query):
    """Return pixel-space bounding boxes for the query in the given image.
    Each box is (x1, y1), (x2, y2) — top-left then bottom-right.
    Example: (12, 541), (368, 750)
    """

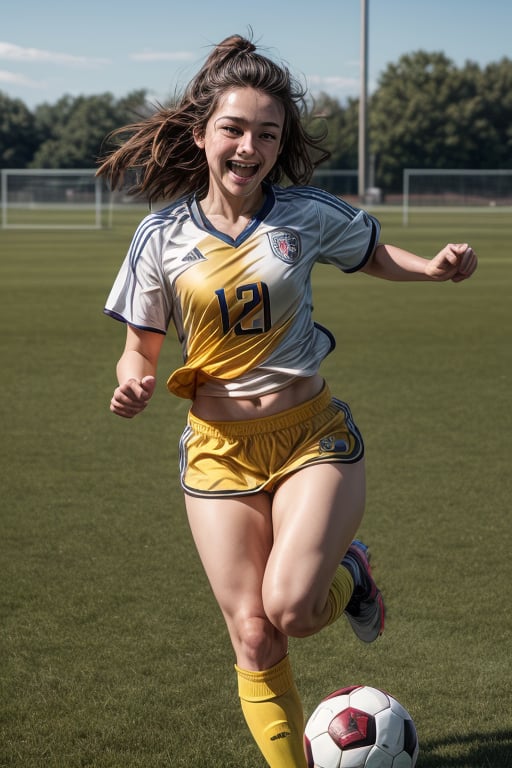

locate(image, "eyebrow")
(215, 115), (282, 129)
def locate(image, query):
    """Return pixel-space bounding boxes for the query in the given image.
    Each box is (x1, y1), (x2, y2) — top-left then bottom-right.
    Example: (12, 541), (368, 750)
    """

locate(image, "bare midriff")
(191, 373), (325, 422)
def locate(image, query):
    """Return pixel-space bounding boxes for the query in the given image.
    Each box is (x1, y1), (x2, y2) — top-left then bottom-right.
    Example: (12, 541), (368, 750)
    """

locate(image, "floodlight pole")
(358, 0), (368, 202)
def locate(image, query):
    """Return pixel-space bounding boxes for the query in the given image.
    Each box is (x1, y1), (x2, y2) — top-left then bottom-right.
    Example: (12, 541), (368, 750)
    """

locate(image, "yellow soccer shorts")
(179, 384), (364, 498)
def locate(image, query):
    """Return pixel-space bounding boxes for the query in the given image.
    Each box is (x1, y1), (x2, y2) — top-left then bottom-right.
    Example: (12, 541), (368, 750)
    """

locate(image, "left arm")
(362, 242), (477, 283)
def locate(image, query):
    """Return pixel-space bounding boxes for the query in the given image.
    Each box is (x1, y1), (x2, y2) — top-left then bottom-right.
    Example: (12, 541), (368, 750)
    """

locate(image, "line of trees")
(1, 51), (511, 192)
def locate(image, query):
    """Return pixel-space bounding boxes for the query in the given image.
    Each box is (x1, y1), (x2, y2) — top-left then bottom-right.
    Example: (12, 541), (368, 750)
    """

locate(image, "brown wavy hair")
(96, 34), (330, 202)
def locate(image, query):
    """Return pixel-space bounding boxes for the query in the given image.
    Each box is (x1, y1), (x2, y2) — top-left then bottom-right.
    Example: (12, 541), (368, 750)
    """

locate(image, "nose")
(238, 132), (255, 154)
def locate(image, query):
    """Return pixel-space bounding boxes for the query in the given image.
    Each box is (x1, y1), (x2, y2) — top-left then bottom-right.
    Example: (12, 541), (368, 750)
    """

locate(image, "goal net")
(402, 169), (512, 225)
(1, 169), (105, 229)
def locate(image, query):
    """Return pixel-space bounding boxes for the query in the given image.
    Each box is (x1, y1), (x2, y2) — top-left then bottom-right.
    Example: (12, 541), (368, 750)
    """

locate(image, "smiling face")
(193, 87), (285, 211)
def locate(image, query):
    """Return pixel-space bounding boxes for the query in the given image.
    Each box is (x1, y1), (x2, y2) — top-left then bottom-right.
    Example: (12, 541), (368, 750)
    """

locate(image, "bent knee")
(264, 592), (322, 638)
(234, 615), (285, 668)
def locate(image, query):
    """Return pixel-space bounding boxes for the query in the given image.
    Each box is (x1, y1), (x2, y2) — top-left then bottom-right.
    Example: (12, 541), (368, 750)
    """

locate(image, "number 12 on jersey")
(215, 282), (271, 335)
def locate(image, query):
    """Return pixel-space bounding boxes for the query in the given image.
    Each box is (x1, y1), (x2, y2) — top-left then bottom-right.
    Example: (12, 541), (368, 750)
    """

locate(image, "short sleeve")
(104, 216), (172, 334)
(317, 198), (380, 273)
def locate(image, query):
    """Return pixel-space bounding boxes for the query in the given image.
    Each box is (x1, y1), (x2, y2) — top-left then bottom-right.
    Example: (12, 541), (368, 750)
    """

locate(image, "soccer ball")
(304, 685), (419, 768)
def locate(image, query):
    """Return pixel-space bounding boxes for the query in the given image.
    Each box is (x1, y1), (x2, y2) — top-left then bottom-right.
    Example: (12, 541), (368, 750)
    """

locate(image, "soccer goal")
(402, 169), (512, 225)
(1, 169), (106, 229)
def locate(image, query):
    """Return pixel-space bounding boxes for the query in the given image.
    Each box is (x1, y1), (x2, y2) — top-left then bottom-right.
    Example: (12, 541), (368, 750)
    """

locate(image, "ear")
(193, 126), (205, 149)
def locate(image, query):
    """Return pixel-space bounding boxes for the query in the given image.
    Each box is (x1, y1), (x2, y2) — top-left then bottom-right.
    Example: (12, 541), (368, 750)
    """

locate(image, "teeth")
(231, 162), (257, 169)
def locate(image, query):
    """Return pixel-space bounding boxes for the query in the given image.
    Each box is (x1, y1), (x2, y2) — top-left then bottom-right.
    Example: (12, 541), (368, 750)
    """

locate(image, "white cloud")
(130, 50), (195, 62)
(0, 69), (43, 87)
(0, 41), (109, 67)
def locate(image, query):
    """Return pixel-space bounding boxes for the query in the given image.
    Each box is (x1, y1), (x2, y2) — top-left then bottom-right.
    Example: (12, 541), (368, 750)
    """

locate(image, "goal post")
(402, 169), (512, 225)
(1, 168), (106, 229)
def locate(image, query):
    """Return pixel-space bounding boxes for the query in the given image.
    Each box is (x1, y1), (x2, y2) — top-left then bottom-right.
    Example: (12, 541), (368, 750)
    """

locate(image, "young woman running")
(98, 34), (477, 767)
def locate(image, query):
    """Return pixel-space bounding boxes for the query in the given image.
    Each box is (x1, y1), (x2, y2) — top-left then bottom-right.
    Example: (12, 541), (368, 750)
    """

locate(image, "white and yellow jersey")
(104, 184), (380, 399)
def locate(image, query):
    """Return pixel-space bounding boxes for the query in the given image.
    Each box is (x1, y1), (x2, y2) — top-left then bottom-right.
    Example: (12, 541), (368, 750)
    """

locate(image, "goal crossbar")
(1, 168), (104, 229)
(403, 168), (512, 225)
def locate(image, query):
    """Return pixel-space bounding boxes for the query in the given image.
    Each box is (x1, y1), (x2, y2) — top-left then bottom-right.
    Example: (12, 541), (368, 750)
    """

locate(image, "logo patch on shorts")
(268, 229), (300, 263)
(319, 436), (348, 453)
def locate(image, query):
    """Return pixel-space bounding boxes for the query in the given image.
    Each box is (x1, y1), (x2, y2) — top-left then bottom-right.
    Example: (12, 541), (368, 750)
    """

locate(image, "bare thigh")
(262, 459), (366, 636)
(184, 459), (365, 661)
(184, 492), (288, 670)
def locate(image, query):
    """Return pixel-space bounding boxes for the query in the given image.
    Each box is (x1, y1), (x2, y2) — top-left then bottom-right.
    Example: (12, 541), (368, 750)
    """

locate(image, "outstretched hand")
(426, 243), (478, 283)
(110, 375), (156, 418)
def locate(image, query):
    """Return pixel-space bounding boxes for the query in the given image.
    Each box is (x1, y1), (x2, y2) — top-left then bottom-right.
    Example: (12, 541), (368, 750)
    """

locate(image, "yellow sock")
(326, 565), (354, 626)
(236, 655), (307, 768)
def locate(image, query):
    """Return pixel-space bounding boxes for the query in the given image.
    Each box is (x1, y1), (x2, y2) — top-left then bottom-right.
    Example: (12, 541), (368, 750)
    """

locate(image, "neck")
(198, 187), (265, 223)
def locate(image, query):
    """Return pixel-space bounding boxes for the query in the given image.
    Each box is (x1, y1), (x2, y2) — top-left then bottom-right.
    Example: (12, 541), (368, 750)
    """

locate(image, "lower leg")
(325, 563), (354, 625)
(325, 543), (385, 641)
(185, 494), (307, 766)
(236, 655), (307, 768)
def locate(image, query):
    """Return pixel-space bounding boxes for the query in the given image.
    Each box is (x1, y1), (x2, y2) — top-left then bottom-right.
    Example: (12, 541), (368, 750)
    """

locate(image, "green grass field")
(1, 208), (511, 768)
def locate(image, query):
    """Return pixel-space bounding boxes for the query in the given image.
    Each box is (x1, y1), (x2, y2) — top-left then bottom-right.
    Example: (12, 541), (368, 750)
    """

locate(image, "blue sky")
(1, 0), (511, 109)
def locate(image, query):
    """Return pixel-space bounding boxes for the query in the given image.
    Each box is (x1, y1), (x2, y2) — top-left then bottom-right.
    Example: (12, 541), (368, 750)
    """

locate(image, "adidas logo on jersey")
(183, 248), (206, 262)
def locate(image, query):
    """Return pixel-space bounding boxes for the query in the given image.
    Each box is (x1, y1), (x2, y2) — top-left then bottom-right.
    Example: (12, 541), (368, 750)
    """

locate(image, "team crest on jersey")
(268, 229), (300, 263)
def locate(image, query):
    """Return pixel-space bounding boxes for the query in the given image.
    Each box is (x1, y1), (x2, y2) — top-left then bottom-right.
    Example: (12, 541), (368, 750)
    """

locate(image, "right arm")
(110, 325), (165, 418)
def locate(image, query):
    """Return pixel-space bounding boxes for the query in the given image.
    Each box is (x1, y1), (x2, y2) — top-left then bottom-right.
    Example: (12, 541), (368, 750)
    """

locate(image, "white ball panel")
(389, 696), (413, 721)
(339, 745), (372, 767)
(392, 751), (414, 768)
(305, 695), (352, 738)
(374, 710), (405, 756)
(349, 687), (389, 715)
(308, 732), (342, 768)
(364, 745), (394, 767)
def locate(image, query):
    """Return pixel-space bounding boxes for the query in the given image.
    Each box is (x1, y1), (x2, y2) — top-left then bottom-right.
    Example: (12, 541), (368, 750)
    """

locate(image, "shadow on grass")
(419, 729), (512, 767)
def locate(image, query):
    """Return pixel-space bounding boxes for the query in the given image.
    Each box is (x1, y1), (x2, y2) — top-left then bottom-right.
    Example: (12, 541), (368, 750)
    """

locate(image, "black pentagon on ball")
(403, 717), (419, 757)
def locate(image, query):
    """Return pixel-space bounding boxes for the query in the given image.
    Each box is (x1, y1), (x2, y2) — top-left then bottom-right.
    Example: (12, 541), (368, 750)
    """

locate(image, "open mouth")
(227, 161), (259, 179)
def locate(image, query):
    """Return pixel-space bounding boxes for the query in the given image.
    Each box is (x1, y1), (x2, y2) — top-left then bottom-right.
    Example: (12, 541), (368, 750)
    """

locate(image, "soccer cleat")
(343, 540), (385, 643)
